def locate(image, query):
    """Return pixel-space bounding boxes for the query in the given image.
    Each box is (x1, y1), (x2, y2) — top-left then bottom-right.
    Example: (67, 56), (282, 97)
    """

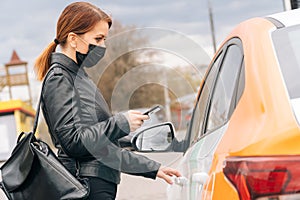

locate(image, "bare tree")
(86, 21), (163, 111)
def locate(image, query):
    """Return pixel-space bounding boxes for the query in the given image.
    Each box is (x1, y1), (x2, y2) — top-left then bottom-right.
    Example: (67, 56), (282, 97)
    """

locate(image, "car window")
(205, 44), (243, 133)
(272, 25), (300, 125)
(188, 52), (223, 145)
(236, 62), (245, 106)
(272, 24), (300, 99)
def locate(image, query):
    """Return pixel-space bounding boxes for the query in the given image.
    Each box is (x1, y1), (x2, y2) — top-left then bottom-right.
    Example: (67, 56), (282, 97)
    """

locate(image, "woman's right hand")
(157, 166), (182, 184)
(126, 110), (149, 132)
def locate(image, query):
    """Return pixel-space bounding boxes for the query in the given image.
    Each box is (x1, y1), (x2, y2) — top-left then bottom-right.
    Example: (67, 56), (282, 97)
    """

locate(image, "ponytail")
(34, 41), (57, 81)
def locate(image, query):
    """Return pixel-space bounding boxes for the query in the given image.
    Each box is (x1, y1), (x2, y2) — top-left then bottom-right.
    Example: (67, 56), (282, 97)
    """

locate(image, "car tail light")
(223, 156), (300, 200)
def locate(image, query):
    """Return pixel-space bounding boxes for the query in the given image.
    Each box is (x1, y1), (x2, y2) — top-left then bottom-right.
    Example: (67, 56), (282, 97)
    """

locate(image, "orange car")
(132, 8), (300, 200)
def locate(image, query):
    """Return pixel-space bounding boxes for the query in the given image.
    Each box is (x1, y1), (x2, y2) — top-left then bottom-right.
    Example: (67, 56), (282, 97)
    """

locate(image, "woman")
(34, 2), (181, 199)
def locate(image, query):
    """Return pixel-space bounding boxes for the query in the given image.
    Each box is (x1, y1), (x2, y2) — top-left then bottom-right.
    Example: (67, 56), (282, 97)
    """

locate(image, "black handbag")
(0, 67), (89, 200)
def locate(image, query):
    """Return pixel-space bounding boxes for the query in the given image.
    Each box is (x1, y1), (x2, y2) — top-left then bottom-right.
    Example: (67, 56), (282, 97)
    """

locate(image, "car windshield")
(273, 24), (300, 124)
(272, 24), (300, 99)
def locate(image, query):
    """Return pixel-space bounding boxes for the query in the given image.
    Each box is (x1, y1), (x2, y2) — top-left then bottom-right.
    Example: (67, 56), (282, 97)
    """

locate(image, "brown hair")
(34, 2), (112, 80)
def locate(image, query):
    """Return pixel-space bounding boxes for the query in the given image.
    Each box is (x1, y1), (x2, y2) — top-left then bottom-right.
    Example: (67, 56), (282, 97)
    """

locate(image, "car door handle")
(174, 176), (188, 186)
(192, 172), (209, 185)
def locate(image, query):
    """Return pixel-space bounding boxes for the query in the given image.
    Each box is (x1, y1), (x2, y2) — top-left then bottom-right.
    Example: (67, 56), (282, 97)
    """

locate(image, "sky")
(0, 0), (284, 102)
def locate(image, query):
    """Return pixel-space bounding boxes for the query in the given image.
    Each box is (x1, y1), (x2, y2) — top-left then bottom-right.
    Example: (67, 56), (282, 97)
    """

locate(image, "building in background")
(0, 100), (35, 161)
(0, 51), (35, 161)
(0, 50), (32, 105)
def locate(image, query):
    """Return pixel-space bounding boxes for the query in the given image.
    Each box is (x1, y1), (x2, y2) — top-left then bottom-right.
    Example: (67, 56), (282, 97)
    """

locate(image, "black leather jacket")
(41, 53), (160, 184)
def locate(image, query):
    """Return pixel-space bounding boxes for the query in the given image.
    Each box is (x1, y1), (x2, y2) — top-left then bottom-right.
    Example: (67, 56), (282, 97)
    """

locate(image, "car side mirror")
(132, 122), (175, 152)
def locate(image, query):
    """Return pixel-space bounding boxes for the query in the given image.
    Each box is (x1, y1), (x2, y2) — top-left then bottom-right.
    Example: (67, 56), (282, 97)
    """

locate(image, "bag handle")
(32, 65), (72, 135)
(32, 67), (53, 134)
(32, 92), (42, 135)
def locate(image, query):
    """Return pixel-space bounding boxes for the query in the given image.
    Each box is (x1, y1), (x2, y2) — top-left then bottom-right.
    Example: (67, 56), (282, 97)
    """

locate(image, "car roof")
(268, 8), (300, 27)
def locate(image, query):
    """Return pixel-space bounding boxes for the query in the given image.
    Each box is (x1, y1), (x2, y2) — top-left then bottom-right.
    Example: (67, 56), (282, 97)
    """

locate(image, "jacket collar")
(50, 52), (92, 80)
(51, 52), (80, 74)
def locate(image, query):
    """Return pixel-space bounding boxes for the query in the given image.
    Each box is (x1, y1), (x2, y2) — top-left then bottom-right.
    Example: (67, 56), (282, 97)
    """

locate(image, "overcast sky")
(0, 0), (284, 102)
(0, 0), (284, 65)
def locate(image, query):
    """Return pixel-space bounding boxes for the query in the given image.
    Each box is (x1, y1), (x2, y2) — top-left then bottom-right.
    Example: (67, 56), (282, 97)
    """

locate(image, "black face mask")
(76, 44), (106, 68)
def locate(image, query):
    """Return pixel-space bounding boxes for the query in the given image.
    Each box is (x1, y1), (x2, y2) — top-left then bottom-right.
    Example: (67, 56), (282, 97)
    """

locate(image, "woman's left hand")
(156, 166), (182, 184)
(125, 110), (149, 132)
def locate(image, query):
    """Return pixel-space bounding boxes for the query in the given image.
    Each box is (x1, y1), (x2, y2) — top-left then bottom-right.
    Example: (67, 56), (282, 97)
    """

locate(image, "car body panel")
(203, 11), (300, 199)
(185, 10), (300, 199)
(216, 18), (300, 157)
(132, 9), (300, 200)
(269, 8), (300, 27)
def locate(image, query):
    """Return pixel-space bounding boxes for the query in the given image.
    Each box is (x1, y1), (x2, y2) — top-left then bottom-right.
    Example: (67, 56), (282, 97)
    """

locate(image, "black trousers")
(84, 177), (117, 200)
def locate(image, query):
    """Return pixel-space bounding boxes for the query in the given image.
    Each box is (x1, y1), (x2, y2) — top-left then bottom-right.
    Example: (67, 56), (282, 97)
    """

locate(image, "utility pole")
(283, 0), (300, 10)
(291, 0), (300, 9)
(208, 0), (217, 53)
(283, 0), (292, 10)
(163, 70), (172, 122)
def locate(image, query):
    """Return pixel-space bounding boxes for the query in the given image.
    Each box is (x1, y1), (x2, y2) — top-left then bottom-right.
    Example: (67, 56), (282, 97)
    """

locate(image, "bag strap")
(32, 65), (73, 135)
(32, 66), (54, 134)
(32, 90), (42, 134)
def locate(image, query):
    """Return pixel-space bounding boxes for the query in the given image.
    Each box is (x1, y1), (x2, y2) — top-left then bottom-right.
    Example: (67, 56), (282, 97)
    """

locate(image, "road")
(0, 191), (5, 200)
(117, 152), (183, 200)
(116, 130), (186, 200)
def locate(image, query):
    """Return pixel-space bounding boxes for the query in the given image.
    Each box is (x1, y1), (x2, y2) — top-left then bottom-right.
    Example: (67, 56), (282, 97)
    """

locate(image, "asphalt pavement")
(117, 152), (183, 200)
(0, 191), (6, 200)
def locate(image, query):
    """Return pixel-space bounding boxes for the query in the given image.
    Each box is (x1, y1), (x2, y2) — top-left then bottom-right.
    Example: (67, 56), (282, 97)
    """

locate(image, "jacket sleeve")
(120, 149), (161, 179)
(42, 70), (130, 158)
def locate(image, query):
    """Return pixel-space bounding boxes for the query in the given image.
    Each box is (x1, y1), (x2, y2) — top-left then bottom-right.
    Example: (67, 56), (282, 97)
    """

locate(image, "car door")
(174, 38), (245, 200)
(167, 48), (224, 200)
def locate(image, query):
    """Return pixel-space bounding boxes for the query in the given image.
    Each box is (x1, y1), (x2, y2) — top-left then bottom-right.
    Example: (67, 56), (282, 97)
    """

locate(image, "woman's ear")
(67, 32), (77, 49)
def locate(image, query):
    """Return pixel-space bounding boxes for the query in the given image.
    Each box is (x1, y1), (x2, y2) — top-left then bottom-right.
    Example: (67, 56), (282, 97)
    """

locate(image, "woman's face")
(76, 20), (109, 53)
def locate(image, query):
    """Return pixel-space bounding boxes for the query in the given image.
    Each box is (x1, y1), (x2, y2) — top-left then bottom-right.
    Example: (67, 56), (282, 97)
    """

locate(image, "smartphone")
(143, 105), (162, 115)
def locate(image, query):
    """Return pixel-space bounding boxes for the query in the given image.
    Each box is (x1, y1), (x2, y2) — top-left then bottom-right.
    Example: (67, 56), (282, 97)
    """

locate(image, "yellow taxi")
(132, 8), (300, 200)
